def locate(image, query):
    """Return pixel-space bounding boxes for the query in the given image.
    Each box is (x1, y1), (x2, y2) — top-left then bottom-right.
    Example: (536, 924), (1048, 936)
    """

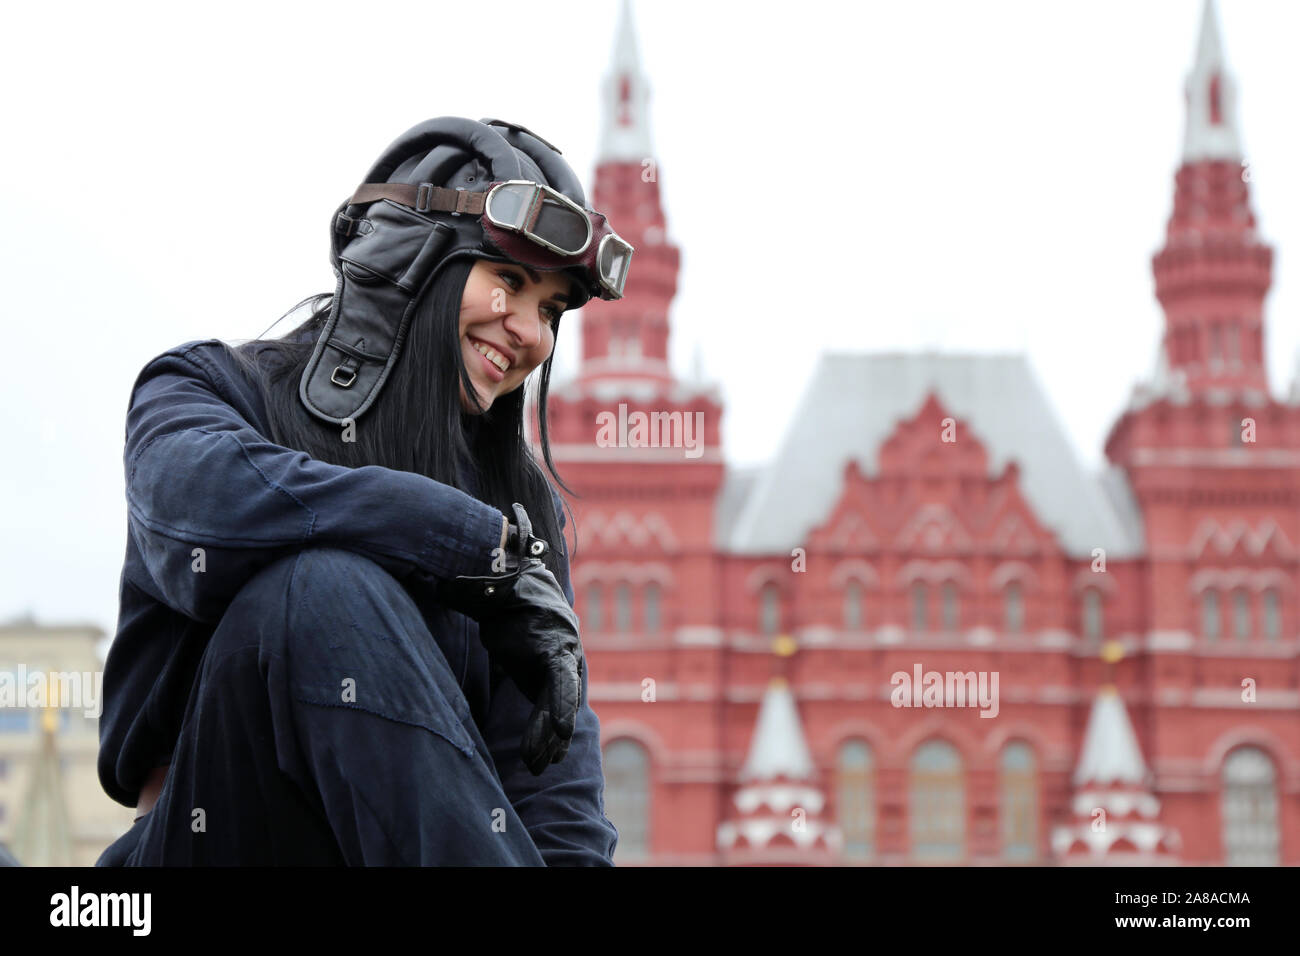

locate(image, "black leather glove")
(436, 502), (584, 776)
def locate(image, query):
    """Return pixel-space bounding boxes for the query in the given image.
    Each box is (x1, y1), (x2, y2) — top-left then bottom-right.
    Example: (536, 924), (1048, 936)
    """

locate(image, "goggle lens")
(487, 181), (592, 256)
(534, 197), (591, 255)
(598, 235), (633, 297)
(486, 182), (533, 230)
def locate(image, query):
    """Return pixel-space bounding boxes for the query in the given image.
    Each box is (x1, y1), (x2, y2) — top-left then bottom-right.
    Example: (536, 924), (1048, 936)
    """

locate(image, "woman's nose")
(501, 307), (543, 349)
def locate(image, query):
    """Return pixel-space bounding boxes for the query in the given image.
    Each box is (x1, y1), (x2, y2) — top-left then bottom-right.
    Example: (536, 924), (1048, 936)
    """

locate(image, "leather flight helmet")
(301, 116), (606, 425)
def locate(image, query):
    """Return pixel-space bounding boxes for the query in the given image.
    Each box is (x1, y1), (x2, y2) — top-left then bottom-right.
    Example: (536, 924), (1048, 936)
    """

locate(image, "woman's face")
(458, 258), (572, 413)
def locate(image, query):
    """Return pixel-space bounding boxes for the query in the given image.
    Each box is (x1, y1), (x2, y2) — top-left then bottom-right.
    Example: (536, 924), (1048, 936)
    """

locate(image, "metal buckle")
(335, 213), (373, 238)
(415, 184), (469, 216)
(415, 184), (433, 213)
(330, 365), (358, 388)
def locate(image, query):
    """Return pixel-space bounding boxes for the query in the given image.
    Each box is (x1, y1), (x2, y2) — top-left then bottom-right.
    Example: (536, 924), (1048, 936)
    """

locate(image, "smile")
(468, 337), (512, 373)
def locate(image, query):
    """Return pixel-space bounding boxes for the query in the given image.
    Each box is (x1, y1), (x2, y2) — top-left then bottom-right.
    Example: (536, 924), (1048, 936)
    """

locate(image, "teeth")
(472, 339), (510, 372)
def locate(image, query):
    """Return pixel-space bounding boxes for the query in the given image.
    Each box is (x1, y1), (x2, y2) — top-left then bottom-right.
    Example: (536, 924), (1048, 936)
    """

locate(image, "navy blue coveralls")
(94, 339), (618, 865)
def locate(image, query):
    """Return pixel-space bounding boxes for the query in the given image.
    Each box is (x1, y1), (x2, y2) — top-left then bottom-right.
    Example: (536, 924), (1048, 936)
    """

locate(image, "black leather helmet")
(301, 116), (610, 425)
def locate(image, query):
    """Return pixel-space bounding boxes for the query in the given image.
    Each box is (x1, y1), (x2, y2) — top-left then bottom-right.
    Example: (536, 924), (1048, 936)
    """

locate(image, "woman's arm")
(480, 490), (620, 865)
(124, 341), (507, 622)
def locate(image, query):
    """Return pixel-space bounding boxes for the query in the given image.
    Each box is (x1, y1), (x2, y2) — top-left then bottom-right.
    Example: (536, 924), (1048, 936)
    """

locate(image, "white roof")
(722, 352), (1144, 558)
(1072, 688), (1150, 788)
(739, 680), (815, 782)
(713, 467), (760, 548)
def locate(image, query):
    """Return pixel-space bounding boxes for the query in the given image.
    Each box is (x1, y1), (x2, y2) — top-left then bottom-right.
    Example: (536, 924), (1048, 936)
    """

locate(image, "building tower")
(538, 0), (728, 863)
(1104, 0), (1300, 864)
(1148, 0), (1272, 399)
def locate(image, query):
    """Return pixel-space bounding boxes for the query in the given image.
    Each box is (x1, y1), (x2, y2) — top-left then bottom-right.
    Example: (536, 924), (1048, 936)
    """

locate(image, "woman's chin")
(459, 382), (494, 414)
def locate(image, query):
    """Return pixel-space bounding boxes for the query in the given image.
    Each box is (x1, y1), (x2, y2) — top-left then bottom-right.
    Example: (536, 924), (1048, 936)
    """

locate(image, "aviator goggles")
(347, 179), (634, 300)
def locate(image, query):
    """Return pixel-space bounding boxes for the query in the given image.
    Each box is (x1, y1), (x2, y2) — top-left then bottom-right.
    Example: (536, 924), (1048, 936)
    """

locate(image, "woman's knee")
(222, 547), (411, 629)
(204, 548), (480, 789)
(223, 548), (465, 723)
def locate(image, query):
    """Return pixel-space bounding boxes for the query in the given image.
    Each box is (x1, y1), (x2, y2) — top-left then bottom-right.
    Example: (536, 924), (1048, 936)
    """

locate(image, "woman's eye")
(497, 271), (522, 289)
(542, 306), (561, 324)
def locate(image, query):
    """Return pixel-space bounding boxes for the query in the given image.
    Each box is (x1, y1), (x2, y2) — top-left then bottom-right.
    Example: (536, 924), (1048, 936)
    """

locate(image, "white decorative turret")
(717, 670), (842, 864)
(1051, 682), (1181, 864)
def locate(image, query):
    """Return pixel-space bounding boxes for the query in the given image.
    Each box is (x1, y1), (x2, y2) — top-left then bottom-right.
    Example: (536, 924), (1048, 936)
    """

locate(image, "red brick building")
(543, 0), (1299, 865)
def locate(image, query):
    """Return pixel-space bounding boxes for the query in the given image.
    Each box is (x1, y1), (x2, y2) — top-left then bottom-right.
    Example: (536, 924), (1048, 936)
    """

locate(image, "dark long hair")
(224, 256), (575, 581)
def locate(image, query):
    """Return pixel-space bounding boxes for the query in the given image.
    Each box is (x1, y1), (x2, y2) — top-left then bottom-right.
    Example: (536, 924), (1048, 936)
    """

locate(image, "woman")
(94, 116), (632, 866)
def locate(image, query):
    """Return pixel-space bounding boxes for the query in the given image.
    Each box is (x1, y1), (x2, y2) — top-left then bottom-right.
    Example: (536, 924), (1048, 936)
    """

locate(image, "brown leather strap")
(134, 764), (169, 822)
(348, 183), (487, 215)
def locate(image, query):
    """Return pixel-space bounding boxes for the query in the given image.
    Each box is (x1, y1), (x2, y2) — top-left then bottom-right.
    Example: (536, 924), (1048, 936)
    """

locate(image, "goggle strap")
(348, 183), (487, 216)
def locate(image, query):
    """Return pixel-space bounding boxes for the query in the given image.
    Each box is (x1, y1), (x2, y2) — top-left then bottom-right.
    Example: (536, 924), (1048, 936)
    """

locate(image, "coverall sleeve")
(124, 344), (506, 623)
(481, 490), (620, 866)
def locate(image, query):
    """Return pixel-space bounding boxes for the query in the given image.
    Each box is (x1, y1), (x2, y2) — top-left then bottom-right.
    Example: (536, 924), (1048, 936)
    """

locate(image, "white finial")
(598, 0), (654, 162)
(690, 340), (705, 383)
(1150, 329), (1171, 394)
(1182, 0), (1242, 162)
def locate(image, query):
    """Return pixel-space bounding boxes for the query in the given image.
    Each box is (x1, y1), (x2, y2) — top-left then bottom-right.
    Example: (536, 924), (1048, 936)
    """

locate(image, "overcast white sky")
(2, 0), (1298, 640)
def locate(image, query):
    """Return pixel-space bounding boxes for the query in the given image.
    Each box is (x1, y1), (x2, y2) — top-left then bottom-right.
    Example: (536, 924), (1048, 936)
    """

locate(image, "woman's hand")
(436, 503), (585, 775)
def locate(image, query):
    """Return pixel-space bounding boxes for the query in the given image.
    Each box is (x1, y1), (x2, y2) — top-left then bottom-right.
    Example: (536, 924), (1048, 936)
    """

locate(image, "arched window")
(760, 582), (781, 635)
(586, 583), (604, 633)
(1000, 742), (1037, 862)
(1005, 582), (1023, 634)
(837, 740), (874, 859)
(843, 580), (863, 631)
(1203, 589), (1220, 642)
(1232, 589), (1250, 640)
(941, 582), (959, 632)
(1083, 588), (1103, 641)
(643, 582), (661, 634)
(1222, 747), (1280, 866)
(911, 582), (929, 633)
(603, 739), (650, 861)
(909, 740), (964, 861)
(614, 582), (632, 634)
(1263, 589), (1280, 641)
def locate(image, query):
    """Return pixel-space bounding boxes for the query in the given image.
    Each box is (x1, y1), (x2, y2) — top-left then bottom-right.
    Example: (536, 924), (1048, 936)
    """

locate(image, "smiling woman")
(459, 261), (573, 413)
(93, 116), (631, 868)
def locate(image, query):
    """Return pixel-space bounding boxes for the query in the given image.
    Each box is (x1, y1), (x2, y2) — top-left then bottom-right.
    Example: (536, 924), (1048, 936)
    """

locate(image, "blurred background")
(0, 0), (1296, 865)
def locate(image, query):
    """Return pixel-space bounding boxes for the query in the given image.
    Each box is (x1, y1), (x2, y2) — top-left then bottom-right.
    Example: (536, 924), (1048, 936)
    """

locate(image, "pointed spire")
(1072, 686), (1149, 788)
(739, 677), (815, 782)
(1182, 0), (1242, 162)
(598, 0), (654, 162)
